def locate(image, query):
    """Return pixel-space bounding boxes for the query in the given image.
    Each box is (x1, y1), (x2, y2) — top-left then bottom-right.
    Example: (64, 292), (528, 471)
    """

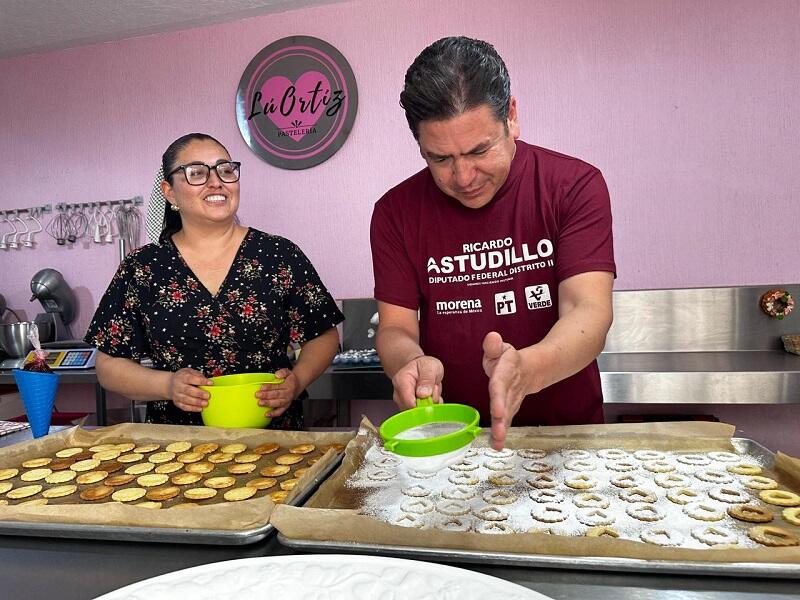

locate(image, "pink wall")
(1, 0), (799, 337)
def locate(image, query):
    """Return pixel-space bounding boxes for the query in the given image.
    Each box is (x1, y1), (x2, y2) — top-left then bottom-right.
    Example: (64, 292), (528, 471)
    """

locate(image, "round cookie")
(727, 504), (773, 523)
(223, 487), (257, 502)
(759, 489), (800, 507)
(748, 525), (799, 547)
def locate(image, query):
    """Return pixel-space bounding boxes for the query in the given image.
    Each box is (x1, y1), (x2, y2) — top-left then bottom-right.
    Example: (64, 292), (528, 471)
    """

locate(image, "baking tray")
(0, 451), (343, 546)
(278, 438), (800, 578)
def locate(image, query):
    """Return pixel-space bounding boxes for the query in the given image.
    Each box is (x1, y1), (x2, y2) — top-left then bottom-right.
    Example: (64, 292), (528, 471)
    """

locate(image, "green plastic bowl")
(379, 397), (481, 457)
(199, 372), (282, 429)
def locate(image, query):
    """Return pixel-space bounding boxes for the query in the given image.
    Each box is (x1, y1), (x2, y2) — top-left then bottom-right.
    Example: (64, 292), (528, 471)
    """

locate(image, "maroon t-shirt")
(370, 140), (616, 426)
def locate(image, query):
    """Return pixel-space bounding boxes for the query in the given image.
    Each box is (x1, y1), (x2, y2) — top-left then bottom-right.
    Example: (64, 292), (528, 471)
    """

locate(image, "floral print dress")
(85, 228), (343, 429)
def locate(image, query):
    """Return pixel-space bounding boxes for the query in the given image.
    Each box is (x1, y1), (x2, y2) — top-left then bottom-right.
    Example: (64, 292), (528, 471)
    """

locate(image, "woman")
(85, 133), (343, 429)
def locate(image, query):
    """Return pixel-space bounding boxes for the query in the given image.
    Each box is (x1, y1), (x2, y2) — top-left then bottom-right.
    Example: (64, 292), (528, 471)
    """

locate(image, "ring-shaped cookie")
(626, 502), (665, 522)
(586, 526), (619, 538)
(641, 529), (683, 546)
(610, 474), (646, 489)
(529, 489), (564, 504)
(483, 448), (515, 459)
(526, 473), (558, 489)
(782, 506), (800, 526)
(708, 486), (751, 504)
(442, 485), (477, 501)
(518, 448), (547, 460)
(606, 460), (638, 472)
(577, 507), (614, 526)
(597, 448), (629, 460)
(643, 460), (675, 473)
(759, 489), (800, 507)
(436, 499), (470, 516)
(521, 461), (551, 473)
(727, 503), (773, 523)
(727, 463), (762, 476)
(619, 488), (657, 503)
(708, 451), (741, 462)
(564, 474), (596, 490)
(691, 526), (739, 546)
(633, 450), (666, 461)
(482, 488), (518, 505)
(564, 459), (596, 472)
(655, 473), (691, 489)
(477, 521), (515, 534)
(562, 449), (592, 460)
(531, 504), (569, 523)
(748, 525), (799, 547)
(666, 487), (700, 505)
(694, 469), (734, 484)
(435, 516), (472, 532)
(449, 459), (480, 472)
(685, 501), (725, 521)
(573, 492), (609, 509)
(744, 476), (778, 490)
(676, 454), (711, 467)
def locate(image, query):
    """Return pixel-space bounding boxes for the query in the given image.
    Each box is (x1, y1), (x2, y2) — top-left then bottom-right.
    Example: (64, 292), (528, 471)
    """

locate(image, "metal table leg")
(94, 383), (107, 426)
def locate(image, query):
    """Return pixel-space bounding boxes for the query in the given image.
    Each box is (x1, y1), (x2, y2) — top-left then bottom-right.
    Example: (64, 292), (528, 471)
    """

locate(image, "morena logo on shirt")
(435, 298), (483, 315)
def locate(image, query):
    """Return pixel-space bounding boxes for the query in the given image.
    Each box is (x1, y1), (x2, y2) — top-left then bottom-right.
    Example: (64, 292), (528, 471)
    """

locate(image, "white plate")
(94, 554), (549, 600)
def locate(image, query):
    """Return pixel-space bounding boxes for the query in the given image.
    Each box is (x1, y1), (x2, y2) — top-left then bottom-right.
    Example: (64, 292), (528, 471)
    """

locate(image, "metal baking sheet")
(0, 452), (343, 546)
(278, 439), (800, 578)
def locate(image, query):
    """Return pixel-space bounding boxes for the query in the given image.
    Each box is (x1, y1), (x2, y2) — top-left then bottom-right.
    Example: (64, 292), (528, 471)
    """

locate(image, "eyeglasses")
(166, 161), (241, 186)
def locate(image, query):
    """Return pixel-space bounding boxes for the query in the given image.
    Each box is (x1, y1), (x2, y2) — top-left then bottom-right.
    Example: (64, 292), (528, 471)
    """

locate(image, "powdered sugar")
(346, 439), (785, 549)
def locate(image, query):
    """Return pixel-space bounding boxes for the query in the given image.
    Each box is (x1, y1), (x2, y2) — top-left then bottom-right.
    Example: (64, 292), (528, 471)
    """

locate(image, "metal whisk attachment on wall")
(46, 205), (71, 245)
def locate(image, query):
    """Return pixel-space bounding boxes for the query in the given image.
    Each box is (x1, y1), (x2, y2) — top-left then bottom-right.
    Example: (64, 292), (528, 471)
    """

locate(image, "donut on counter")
(760, 289), (794, 319)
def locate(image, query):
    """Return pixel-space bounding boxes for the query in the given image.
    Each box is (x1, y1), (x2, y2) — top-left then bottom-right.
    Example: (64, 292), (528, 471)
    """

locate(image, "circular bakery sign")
(236, 36), (358, 170)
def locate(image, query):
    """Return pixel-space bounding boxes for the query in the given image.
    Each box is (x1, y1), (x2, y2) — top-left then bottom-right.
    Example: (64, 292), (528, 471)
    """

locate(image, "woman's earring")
(170, 204), (180, 212)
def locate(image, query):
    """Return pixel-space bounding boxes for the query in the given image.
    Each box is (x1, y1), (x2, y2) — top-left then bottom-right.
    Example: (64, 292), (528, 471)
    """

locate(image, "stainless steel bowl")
(0, 321), (52, 358)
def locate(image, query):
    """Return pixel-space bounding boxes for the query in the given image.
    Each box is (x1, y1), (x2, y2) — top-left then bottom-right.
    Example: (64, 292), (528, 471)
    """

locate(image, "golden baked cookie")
(223, 487), (257, 502)
(21, 468), (52, 482)
(760, 489), (800, 507)
(170, 502), (199, 509)
(88, 444), (117, 453)
(114, 442), (136, 453)
(744, 476), (779, 490)
(135, 501), (162, 509)
(307, 457), (321, 466)
(71, 450), (95, 461)
(0, 481), (12, 494)
(192, 443), (219, 455)
(46, 470), (78, 484)
(319, 443), (346, 454)
(234, 453), (261, 464)
(289, 444), (316, 455)
(260, 464), (291, 477)
(49, 458), (77, 471)
(42, 484), (77, 499)
(171, 472), (202, 486)
(268, 490), (289, 504)
(246, 477), (277, 490)
(76, 471), (109, 485)
(22, 457), (52, 468)
(92, 450), (121, 462)
(586, 526), (619, 538)
(18, 498), (48, 506)
(117, 453), (144, 464)
(666, 488), (700, 505)
(748, 525), (799, 547)
(0, 499), (7, 505)
(165, 441), (192, 454)
(55, 447), (85, 458)
(275, 454), (303, 466)
(726, 463), (762, 476)
(133, 443), (160, 454)
(7, 484), (43, 499)
(148, 452), (177, 464)
(727, 504), (773, 523)
(154, 462), (184, 474)
(125, 463), (155, 475)
(220, 443), (248, 455)
(80, 485), (114, 501)
(146, 486), (181, 501)
(105, 474), (136, 486)
(280, 478), (300, 491)
(207, 452), (234, 464)
(564, 474), (596, 490)
(103, 461), (124, 474)
(228, 463), (256, 475)
(111, 487), (147, 502)
(293, 467), (309, 478)
(253, 442), (280, 455)
(70, 459), (101, 472)
(177, 452), (204, 464)
(185, 461), (214, 474)
(204, 476), (236, 489)
(183, 487), (217, 500)
(136, 474), (169, 488)
(783, 507), (800, 526)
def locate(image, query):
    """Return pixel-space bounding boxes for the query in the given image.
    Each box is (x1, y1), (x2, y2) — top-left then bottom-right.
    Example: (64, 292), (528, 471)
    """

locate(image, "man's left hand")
(482, 331), (528, 450)
(257, 368), (301, 417)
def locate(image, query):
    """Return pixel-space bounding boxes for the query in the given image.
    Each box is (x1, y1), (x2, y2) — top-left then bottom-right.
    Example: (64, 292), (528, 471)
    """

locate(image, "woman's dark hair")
(399, 37), (512, 140)
(159, 133), (230, 243)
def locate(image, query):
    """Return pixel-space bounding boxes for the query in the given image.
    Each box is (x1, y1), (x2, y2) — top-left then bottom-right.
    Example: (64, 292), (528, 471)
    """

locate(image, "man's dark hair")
(400, 36), (511, 139)
(159, 133), (229, 243)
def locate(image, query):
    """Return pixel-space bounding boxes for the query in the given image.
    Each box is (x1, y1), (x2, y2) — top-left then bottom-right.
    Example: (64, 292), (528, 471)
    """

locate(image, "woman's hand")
(256, 368), (301, 417)
(168, 368), (212, 412)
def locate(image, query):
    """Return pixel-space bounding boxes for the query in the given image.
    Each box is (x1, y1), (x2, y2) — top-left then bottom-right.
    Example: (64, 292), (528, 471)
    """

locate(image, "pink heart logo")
(261, 71), (330, 141)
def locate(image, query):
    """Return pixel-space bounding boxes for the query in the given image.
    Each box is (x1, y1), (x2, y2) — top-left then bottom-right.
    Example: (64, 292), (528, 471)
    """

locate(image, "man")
(370, 37), (615, 449)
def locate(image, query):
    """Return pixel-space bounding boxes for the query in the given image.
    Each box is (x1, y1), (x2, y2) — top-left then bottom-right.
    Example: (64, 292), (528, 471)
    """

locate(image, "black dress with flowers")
(84, 228), (343, 429)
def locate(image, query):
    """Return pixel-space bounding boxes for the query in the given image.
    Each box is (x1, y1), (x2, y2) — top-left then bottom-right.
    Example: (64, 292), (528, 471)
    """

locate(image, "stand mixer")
(0, 269), (84, 369)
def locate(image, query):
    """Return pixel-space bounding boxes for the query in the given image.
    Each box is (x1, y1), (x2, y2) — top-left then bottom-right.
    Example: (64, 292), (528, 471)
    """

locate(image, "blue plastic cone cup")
(12, 369), (60, 438)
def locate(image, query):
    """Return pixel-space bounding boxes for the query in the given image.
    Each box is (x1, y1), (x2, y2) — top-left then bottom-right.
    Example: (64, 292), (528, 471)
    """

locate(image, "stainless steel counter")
(0, 430), (797, 599)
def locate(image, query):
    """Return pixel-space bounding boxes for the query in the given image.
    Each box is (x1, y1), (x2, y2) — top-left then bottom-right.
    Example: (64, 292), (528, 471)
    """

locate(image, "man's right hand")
(391, 355), (444, 410)
(168, 368), (213, 412)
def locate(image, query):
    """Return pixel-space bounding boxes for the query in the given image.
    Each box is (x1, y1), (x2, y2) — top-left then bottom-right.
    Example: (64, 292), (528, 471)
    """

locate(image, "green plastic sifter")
(379, 397), (481, 469)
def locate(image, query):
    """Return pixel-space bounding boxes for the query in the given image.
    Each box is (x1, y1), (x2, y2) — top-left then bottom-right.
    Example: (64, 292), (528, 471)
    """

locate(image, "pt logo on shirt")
(494, 291), (516, 315)
(525, 284), (553, 310)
